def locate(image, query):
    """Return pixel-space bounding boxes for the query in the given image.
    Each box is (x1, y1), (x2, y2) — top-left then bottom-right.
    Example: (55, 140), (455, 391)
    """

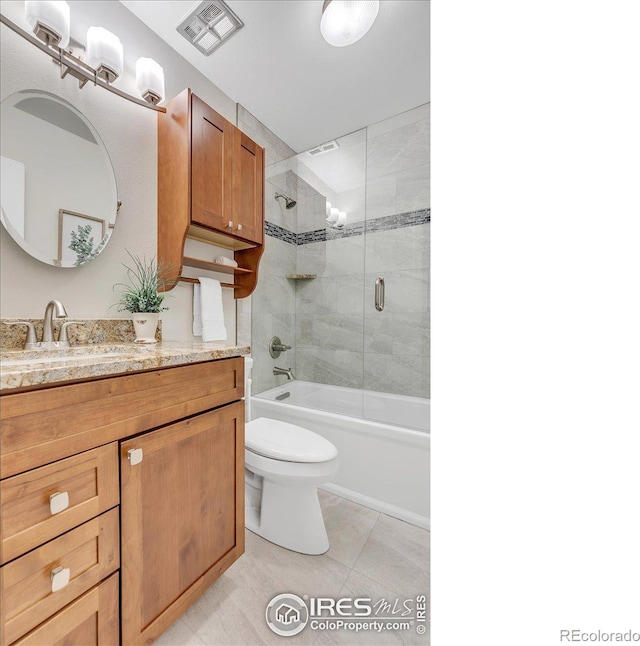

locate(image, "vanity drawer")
(0, 508), (119, 646)
(10, 573), (119, 646)
(0, 443), (118, 564)
(1, 357), (244, 478)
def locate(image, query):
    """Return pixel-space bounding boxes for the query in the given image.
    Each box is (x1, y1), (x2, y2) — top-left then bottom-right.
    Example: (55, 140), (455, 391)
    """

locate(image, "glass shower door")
(362, 104), (431, 424)
(289, 128), (368, 419)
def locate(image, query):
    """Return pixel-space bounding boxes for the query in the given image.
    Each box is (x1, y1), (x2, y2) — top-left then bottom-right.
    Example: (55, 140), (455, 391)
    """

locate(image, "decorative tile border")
(266, 208), (430, 245)
(264, 221), (297, 244)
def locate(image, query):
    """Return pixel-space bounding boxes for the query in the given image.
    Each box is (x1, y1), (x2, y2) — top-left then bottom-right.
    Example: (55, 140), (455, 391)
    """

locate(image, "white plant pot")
(131, 312), (159, 344)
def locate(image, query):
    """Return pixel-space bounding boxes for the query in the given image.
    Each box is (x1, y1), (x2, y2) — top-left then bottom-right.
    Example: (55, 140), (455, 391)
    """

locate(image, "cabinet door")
(120, 402), (244, 645)
(232, 129), (264, 245)
(191, 94), (234, 232)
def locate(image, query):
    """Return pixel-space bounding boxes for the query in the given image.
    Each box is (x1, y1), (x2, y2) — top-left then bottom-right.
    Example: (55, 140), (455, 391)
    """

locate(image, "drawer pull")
(127, 448), (143, 465)
(237, 224), (243, 231)
(227, 220), (233, 228)
(49, 491), (69, 515)
(50, 566), (71, 592)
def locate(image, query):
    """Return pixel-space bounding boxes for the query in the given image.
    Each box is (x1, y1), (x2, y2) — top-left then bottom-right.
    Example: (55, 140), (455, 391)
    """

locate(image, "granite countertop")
(0, 341), (250, 392)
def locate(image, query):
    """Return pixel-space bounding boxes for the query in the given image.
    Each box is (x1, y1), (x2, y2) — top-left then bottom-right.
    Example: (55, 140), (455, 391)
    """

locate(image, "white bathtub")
(251, 381), (430, 529)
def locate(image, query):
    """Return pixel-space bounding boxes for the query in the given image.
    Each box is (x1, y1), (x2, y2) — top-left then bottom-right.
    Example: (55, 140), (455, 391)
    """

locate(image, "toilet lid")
(246, 417), (338, 463)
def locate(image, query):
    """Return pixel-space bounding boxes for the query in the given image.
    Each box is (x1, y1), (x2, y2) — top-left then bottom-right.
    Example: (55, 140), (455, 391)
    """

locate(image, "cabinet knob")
(227, 220), (233, 228)
(51, 566), (71, 592)
(127, 448), (143, 465)
(236, 224), (243, 231)
(49, 491), (69, 515)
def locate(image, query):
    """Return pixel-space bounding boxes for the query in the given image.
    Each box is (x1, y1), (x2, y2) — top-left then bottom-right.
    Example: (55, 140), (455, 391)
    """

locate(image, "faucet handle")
(58, 321), (86, 344)
(3, 321), (38, 347)
(269, 336), (292, 358)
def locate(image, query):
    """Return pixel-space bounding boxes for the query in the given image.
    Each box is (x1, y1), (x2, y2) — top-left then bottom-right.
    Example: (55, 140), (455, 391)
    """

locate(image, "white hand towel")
(192, 283), (202, 337)
(193, 278), (227, 341)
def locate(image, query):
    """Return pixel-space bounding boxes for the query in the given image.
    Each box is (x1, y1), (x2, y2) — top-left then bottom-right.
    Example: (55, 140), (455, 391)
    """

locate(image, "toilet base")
(246, 479), (330, 555)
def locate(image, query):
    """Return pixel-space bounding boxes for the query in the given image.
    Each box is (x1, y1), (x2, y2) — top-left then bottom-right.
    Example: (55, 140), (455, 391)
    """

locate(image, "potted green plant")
(113, 253), (169, 343)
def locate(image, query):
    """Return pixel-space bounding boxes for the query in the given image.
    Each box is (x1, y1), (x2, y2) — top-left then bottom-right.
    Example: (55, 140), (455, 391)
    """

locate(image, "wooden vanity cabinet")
(0, 357), (245, 646)
(158, 88), (265, 294)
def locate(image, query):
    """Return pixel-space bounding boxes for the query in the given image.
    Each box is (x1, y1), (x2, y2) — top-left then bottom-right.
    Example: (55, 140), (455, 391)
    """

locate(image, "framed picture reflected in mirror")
(58, 209), (107, 266)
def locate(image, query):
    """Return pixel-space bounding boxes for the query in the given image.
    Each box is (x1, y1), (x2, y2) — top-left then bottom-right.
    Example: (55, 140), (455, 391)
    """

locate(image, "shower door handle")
(375, 276), (385, 311)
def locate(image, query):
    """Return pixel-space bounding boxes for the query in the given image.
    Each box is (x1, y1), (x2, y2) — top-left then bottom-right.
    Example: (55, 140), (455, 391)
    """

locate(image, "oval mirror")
(0, 90), (118, 267)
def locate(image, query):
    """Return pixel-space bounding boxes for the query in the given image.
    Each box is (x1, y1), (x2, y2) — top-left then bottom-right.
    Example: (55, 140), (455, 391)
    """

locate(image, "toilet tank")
(244, 356), (253, 421)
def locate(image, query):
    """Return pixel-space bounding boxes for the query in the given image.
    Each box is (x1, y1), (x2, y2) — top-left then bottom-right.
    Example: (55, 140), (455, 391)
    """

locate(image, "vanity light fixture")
(320, 0), (380, 48)
(136, 58), (165, 105)
(0, 8), (165, 112)
(25, 0), (70, 48)
(85, 26), (123, 83)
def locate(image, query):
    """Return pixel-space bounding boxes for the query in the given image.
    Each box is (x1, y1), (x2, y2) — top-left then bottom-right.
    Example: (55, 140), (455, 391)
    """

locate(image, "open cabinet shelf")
(177, 258), (253, 290)
(183, 257), (253, 275)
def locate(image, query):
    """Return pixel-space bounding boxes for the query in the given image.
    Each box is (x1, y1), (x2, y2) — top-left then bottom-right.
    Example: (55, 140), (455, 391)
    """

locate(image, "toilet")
(244, 357), (339, 555)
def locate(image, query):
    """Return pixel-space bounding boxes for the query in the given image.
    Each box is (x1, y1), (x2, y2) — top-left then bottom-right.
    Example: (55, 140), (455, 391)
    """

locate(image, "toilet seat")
(246, 417), (338, 463)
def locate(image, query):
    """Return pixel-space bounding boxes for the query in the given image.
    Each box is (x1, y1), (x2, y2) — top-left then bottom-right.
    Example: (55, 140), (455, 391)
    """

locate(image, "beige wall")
(0, 1), (238, 342)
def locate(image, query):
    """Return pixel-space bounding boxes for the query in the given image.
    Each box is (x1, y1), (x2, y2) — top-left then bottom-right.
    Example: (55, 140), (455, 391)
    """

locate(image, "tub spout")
(273, 366), (295, 381)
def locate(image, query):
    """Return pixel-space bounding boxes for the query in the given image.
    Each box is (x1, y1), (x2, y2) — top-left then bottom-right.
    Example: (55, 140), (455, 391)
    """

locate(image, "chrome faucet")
(42, 300), (68, 343)
(273, 366), (295, 381)
(2, 300), (85, 350)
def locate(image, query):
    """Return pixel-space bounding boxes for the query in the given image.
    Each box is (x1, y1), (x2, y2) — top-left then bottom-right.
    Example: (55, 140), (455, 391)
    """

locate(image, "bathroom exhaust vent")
(177, 1), (244, 56)
(306, 140), (340, 157)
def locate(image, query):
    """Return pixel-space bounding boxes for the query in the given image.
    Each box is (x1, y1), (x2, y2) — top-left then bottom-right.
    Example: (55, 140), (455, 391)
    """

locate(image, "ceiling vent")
(177, 1), (244, 56)
(306, 140), (340, 157)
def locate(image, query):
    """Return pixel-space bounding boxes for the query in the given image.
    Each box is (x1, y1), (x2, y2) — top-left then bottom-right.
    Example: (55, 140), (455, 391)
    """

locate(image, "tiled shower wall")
(242, 104), (429, 399)
(236, 107), (297, 395)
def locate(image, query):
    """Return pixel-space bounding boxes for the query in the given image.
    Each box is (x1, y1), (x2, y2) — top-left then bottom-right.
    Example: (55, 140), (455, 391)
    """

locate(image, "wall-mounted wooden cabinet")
(158, 88), (265, 297)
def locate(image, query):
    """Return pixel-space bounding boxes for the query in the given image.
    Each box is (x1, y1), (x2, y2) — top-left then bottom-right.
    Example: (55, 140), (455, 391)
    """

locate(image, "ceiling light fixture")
(320, 0), (379, 48)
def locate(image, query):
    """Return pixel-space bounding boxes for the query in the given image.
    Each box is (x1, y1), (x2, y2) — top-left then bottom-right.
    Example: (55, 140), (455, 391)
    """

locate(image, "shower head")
(274, 192), (297, 209)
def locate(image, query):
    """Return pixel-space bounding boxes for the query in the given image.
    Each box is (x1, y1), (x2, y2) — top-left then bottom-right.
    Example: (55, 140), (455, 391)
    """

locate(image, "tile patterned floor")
(154, 491), (430, 646)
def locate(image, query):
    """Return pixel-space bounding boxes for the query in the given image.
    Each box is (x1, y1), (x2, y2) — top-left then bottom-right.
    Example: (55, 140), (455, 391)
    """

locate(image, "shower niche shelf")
(285, 274), (317, 280)
(157, 88), (265, 298)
